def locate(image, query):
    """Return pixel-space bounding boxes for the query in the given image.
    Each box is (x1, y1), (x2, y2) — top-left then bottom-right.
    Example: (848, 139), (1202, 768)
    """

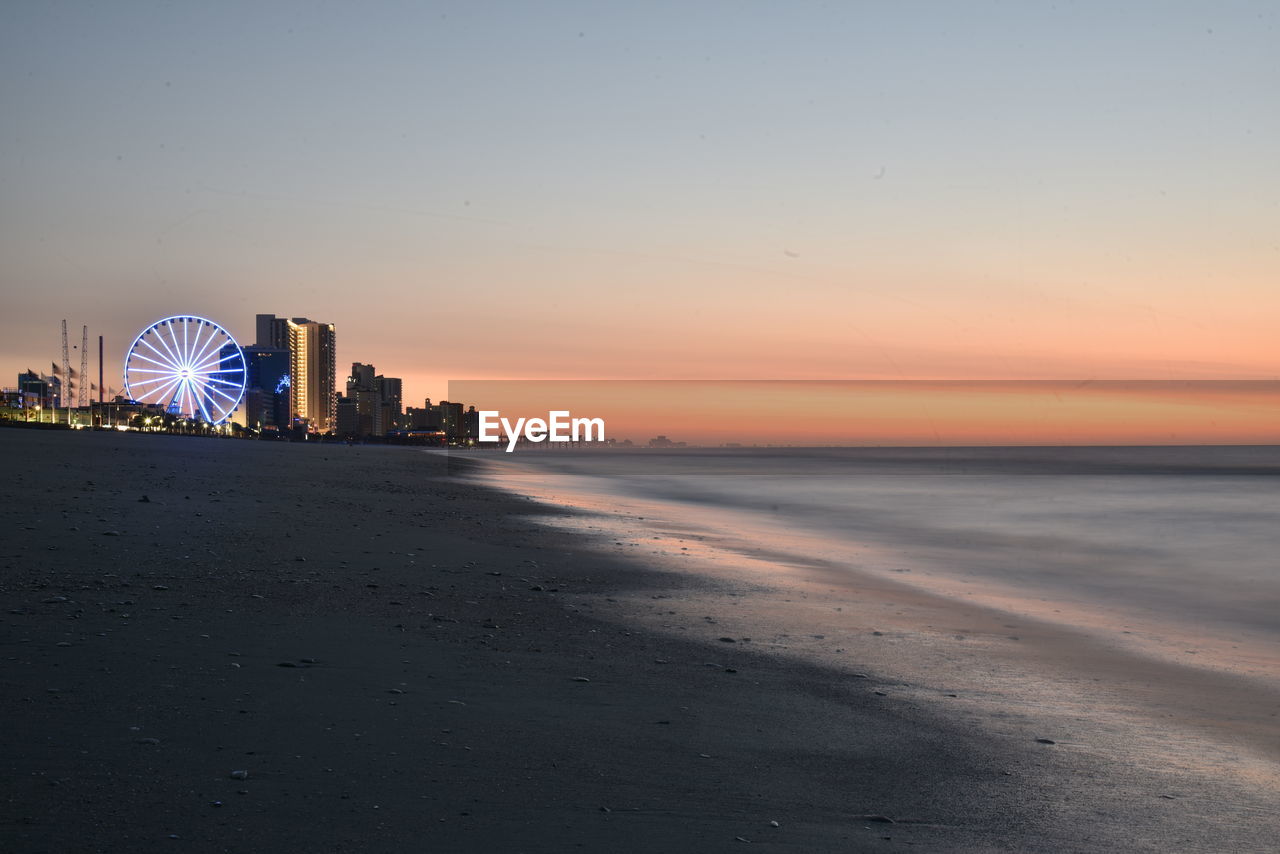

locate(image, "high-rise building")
(338, 362), (402, 437)
(462, 405), (479, 443)
(438, 400), (464, 442)
(404, 398), (467, 440)
(406, 399), (441, 431)
(335, 395), (360, 437)
(378, 376), (402, 425)
(242, 347), (291, 430)
(255, 314), (336, 432)
(348, 362), (376, 393)
(255, 314), (289, 350)
(289, 318), (336, 432)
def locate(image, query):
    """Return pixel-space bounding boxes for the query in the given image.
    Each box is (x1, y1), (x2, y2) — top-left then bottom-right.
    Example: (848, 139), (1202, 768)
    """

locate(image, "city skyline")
(5, 306), (1278, 446)
(2, 3), (1277, 434)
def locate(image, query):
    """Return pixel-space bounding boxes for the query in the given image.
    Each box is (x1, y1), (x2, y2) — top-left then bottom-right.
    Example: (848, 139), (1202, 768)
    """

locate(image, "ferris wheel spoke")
(146, 375), (184, 406)
(209, 391), (243, 411)
(183, 320), (210, 368)
(130, 352), (179, 373)
(138, 334), (176, 365)
(153, 334), (187, 375)
(136, 340), (180, 370)
(190, 329), (237, 371)
(191, 384), (210, 420)
(194, 385), (214, 422)
(201, 376), (238, 394)
(185, 378), (199, 417)
(169, 377), (183, 413)
(127, 373), (182, 389)
(192, 355), (241, 376)
(153, 323), (186, 368)
(190, 350), (233, 373)
(187, 380), (204, 420)
(143, 325), (177, 361)
(180, 379), (196, 418)
(193, 372), (244, 391)
(192, 342), (228, 377)
(202, 385), (231, 411)
(184, 322), (202, 374)
(203, 384), (240, 404)
(157, 375), (185, 405)
(206, 385), (244, 409)
(187, 323), (222, 372)
(127, 367), (186, 376)
(176, 322), (195, 368)
(127, 378), (175, 393)
(164, 322), (189, 372)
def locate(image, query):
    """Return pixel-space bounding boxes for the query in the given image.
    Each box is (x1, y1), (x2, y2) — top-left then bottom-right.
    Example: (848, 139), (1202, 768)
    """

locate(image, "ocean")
(464, 445), (1280, 782)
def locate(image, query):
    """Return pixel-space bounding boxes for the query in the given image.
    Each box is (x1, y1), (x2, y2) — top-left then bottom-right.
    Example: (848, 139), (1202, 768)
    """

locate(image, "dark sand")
(2, 429), (1274, 852)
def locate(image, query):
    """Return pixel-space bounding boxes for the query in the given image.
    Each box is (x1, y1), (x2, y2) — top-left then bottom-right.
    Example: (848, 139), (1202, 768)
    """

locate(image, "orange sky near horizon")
(447, 381), (1280, 446)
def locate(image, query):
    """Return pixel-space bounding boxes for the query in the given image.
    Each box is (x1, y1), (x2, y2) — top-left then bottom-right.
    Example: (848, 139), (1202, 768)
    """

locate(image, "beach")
(2, 429), (1277, 852)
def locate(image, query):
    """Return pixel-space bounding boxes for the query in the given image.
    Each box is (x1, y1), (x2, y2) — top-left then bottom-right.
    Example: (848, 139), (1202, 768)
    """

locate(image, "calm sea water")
(468, 446), (1280, 676)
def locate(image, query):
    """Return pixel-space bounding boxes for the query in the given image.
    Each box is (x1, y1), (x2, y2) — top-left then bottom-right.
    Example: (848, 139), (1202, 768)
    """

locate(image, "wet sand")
(2, 428), (1276, 852)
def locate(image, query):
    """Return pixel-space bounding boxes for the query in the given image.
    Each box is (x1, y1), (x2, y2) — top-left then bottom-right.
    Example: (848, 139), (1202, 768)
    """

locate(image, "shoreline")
(3, 429), (1276, 852)
(468, 453), (1280, 807)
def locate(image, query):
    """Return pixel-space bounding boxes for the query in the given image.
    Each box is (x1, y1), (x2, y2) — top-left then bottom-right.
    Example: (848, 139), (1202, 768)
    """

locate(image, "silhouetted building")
(335, 395), (359, 437)
(438, 401), (464, 442)
(406, 398), (441, 431)
(254, 314), (290, 350)
(404, 399), (470, 441)
(379, 376), (403, 426)
(243, 347), (291, 431)
(17, 371), (57, 409)
(337, 362), (403, 437)
(462, 405), (479, 443)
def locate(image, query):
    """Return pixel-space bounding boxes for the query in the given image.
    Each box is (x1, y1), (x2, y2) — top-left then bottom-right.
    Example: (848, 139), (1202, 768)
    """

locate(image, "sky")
(450, 380), (1280, 445)
(2, 1), (1277, 425)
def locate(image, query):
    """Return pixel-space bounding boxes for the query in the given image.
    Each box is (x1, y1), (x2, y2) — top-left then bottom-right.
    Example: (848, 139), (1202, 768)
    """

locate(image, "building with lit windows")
(255, 314), (336, 432)
(242, 347), (291, 431)
(336, 362), (403, 437)
(405, 399), (473, 443)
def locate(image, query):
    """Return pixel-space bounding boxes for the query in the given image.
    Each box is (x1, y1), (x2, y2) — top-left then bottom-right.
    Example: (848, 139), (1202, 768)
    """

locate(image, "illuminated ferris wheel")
(123, 315), (247, 424)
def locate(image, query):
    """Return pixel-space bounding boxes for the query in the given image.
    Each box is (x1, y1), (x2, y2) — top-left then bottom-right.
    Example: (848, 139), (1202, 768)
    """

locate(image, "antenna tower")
(79, 325), (89, 407)
(61, 320), (70, 409)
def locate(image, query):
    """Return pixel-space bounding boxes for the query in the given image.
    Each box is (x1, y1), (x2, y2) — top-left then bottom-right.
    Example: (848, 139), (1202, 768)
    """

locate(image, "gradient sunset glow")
(450, 380), (1280, 446)
(2, 2), (1276, 440)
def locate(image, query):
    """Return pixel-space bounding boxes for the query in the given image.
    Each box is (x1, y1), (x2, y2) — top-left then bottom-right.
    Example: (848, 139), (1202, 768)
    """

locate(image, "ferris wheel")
(123, 315), (247, 424)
